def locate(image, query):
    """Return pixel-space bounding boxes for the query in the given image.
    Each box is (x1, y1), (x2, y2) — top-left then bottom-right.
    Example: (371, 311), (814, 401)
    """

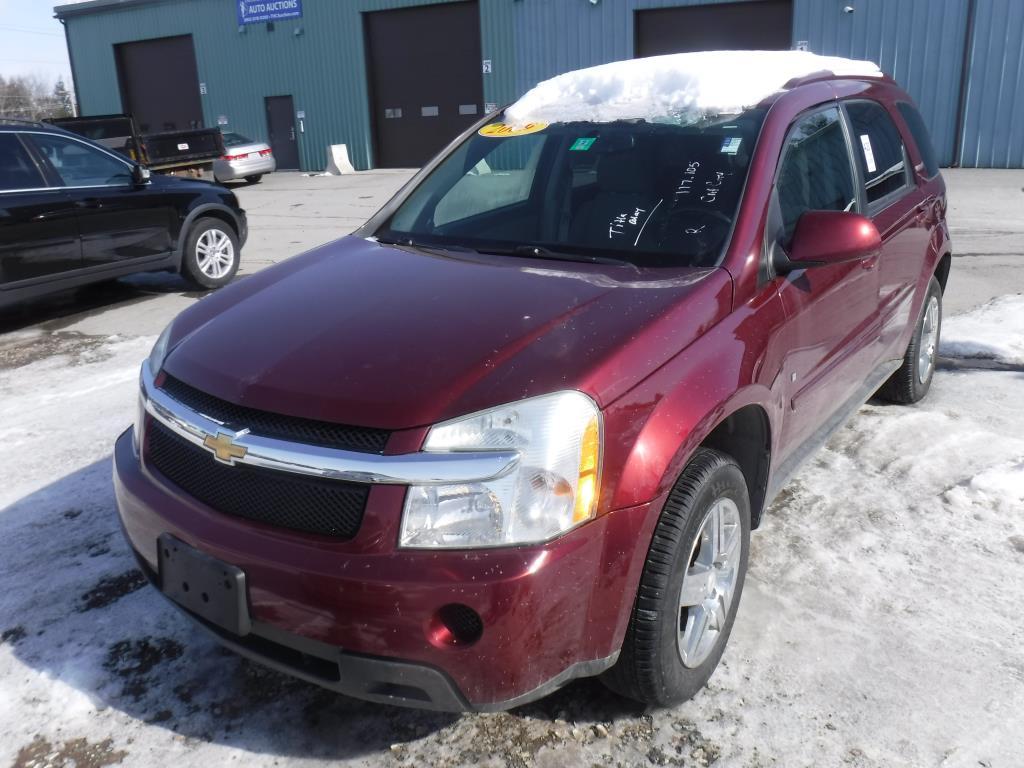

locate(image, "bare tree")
(0, 73), (76, 120)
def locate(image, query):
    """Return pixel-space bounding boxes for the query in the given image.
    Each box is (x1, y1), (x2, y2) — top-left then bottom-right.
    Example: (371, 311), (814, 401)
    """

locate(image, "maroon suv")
(114, 54), (950, 711)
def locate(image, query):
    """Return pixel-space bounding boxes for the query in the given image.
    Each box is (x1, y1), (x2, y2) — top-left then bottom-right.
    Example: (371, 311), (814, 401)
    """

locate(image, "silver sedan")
(213, 131), (276, 183)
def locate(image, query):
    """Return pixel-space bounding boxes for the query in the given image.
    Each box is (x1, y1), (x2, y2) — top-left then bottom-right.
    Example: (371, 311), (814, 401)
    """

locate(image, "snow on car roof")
(504, 50), (883, 127)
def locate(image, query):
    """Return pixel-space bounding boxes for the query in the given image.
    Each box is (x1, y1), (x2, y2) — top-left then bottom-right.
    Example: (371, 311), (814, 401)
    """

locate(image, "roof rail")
(782, 70), (896, 90)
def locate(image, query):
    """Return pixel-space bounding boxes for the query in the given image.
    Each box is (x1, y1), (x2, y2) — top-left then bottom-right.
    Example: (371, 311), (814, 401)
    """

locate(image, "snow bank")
(940, 293), (1024, 365)
(505, 50), (882, 127)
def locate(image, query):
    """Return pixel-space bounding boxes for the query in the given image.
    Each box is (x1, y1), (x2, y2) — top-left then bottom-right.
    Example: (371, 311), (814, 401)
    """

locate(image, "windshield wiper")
(374, 235), (477, 256)
(377, 237), (632, 267)
(487, 244), (634, 267)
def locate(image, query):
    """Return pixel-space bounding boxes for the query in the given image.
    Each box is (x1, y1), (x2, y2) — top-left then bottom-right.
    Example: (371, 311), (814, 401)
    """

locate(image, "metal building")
(55, 0), (1024, 171)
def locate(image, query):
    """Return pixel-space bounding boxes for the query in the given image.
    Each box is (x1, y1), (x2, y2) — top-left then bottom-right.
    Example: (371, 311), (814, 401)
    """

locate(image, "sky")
(0, 0), (81, 87)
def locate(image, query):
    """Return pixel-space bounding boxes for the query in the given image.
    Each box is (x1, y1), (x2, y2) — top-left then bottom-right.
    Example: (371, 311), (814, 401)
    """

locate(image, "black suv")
(0, 120), (247, 309)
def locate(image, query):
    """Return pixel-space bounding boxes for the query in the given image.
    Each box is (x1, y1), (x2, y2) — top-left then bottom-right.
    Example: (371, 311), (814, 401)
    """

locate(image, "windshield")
(221, 132), (254, 147)
(381, 110), (766, 268)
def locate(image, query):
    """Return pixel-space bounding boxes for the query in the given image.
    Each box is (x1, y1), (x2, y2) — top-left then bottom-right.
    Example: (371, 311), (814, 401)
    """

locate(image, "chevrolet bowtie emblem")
(202, 431), (248, 464)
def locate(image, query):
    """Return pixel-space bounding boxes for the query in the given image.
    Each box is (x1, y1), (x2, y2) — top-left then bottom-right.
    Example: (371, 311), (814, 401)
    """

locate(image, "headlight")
(148, 322), (174, 375)
(399, 391), (602, 549)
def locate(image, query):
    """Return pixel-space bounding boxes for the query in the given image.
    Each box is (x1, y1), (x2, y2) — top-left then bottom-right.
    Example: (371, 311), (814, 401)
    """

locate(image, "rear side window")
(776, 107), (857, 242)
(896, 102), (940, 178)
(845, 101), (909, 205)
(0, 133), (46, 191)
(222, 132), (254, 147)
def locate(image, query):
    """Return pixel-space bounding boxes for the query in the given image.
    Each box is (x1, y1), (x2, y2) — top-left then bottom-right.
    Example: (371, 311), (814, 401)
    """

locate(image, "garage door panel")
(635, 0), (794, 59)
(115, 35), (203, 133)
(365, 1), (484, 169)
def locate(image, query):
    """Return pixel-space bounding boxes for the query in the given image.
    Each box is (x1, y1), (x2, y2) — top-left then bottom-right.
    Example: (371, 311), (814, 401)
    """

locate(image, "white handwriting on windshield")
(700, 170), (731, 204)
(609, 207), (647, 239)
(675, 161), (700, 198)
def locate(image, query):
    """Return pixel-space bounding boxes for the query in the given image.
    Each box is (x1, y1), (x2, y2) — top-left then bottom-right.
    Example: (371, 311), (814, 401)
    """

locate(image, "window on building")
(0, 134), (46, 191)
(896, 102), (940, 178)
(845, 101), (909, 205)
(29, 134), (132, 187)
(775, 107), (857, 242)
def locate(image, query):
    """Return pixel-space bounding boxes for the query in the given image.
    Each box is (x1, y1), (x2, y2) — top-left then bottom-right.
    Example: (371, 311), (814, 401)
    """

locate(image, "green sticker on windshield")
(569, 137), (596, 151)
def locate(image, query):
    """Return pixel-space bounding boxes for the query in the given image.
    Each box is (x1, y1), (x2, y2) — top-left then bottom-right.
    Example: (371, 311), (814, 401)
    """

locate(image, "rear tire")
(878, 276), (942, 404)
(180, 218), (240, 290)
(601, 448), (750, 706)
(244, 175), (263, 184)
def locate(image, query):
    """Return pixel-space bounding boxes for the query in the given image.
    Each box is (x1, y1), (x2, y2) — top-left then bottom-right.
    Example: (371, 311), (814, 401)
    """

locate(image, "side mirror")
(776, 210), (881, 273)
(132, 164), (151, 186)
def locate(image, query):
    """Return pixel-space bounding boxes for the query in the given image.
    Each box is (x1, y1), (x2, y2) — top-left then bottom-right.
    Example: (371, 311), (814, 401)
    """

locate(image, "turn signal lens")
(573, 415), (601, 523)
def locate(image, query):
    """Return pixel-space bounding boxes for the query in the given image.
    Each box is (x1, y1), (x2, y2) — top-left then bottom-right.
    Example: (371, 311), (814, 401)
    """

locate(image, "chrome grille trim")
(139, 361), (519, 485)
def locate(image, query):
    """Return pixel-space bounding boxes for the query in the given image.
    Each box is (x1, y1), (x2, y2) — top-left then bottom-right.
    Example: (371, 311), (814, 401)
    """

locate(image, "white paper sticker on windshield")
(859, 134), (877, 174)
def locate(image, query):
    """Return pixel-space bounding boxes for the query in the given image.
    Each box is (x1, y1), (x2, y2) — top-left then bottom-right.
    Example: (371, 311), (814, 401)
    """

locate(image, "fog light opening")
(428, 603), (483, 648)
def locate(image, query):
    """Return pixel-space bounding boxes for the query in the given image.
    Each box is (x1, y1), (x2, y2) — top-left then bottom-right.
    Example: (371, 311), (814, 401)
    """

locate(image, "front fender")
(602, 284), (787, 513)
(589, 284), (787, 658)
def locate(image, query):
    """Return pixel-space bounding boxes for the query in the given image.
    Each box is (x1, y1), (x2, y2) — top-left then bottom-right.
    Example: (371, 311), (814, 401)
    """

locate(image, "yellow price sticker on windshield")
(478, 121), (548, 138)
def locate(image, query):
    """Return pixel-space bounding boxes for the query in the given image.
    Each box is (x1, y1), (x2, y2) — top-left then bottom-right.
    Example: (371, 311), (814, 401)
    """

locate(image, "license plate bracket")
(157, 533), (251, 636)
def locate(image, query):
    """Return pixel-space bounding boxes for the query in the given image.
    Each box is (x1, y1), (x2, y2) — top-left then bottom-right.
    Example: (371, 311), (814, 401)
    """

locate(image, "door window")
(775, 107), (857, 242)
(845, 101), (909, 205)
(29, 134), (132, 188)
(0, 133), (46, 191)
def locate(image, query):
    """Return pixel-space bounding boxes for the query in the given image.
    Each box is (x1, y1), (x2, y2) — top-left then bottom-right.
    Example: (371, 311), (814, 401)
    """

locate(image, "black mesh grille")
(438, 604), (483, 644)
(146, 421), (368, 539)
(160, 375), (389, 454)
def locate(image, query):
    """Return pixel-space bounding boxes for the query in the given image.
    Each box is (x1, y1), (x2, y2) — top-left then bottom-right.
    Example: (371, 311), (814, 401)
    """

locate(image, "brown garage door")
(635, 0), (793, 58)
(364, 1), (484, 168)
(115, 35), (204, 133)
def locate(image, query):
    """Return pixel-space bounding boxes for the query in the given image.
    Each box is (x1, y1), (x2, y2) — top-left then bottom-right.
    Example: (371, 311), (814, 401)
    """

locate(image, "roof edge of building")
(55, 0), (170, 19)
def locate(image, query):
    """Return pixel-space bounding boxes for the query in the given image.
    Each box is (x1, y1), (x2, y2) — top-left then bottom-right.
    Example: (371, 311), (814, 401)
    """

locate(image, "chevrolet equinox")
(114, 52), (951, 711)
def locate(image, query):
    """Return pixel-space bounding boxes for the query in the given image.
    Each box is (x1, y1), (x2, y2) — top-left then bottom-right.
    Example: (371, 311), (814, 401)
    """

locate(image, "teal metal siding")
(60, 0), (1024, 169)
(64, 0), (493, 171)
(958, 0), (1024, 168)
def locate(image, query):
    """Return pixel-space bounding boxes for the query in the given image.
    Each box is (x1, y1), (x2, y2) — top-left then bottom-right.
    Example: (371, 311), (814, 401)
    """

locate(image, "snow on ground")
(1, 298), (1022, 768)
(504, 50), (881, 127)
(941, 293), (1024, 365)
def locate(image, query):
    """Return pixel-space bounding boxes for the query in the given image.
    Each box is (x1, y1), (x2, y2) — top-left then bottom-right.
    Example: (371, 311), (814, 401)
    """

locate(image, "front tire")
(878, 276), (942, 404)
(180, 218), (240, 290)
(602, 448), (751, 706)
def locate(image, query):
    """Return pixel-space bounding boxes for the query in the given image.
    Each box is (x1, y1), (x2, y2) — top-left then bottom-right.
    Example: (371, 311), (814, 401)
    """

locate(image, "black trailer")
(47, 114), (223, 174)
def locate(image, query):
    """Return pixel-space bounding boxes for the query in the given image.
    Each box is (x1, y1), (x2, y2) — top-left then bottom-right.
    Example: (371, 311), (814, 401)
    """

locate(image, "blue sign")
(237, 0), (302, 25)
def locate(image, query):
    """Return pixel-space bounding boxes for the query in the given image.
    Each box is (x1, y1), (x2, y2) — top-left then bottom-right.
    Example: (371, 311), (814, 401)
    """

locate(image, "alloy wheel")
(196, 229), (236, 280)
(677, 497), (742, 669)
(917, 295), (940, 383)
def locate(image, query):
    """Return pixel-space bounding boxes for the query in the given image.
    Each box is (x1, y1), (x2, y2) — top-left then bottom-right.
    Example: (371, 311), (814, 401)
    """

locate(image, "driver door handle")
(75, 198), (101, 209)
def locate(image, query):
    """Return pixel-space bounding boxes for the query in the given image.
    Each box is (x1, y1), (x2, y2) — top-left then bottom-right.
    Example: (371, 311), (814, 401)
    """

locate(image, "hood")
(163, 236), (732, 431)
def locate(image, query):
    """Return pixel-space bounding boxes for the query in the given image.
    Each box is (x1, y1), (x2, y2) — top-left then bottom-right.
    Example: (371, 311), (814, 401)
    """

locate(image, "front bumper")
(113, 427), (655, 711)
